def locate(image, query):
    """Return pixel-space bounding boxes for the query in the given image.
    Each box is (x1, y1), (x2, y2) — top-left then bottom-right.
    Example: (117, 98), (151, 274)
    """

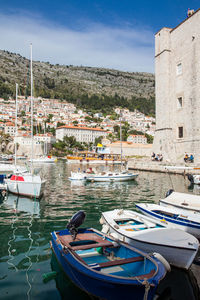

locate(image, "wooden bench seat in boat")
(57, 232), (114, 250)
(98, 256), (144, 268)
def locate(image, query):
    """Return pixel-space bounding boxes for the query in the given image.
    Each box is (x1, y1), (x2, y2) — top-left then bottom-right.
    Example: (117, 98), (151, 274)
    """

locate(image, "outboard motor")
(165, 189), (174, 198)
(187, 174), (194, 183)
(67, 210), (86, 240)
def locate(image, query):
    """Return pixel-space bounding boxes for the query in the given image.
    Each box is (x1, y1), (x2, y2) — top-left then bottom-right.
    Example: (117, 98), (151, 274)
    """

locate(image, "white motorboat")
(0, 163), (27, 173)
(29, 156), (57, 163)
(87, 171), (138, 182)
(136, 202), (200, 239)
(100, 209), (199, 269)
(68, 171), (88, 181)
(187, 174), (200, 185)
(5, 171), (46, 199)
(160, 190), (200, 212)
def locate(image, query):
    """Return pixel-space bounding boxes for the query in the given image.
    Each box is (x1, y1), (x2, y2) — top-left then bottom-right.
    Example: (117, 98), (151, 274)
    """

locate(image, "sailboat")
(0, 83), (27, 174)
(86, 111), (138, 182)
(5, 44), (46, 198)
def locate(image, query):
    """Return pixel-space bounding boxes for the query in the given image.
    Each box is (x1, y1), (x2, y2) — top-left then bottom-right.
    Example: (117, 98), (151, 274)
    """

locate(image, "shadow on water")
(51, 253), (200, 300)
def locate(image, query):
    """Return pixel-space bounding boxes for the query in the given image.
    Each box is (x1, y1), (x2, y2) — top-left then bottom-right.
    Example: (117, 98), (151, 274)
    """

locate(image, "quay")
(128, 157), (200, 175)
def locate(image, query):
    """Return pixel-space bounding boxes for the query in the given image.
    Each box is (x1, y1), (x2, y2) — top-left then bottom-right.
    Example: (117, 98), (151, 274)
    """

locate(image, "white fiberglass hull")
(29, 157), (56, 163)
(68, 172), (88, 181)
(101, 209), (199, 269)
(0, 164), (27, 173)
(136, 203), (200, 239)
(6, 176), (46, 199)
(160, 191), (200, 212)
(87, 173), (138, 182)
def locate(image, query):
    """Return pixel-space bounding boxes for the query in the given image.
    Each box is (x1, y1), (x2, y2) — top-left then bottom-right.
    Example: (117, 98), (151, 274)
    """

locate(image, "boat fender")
(99, 216), (105, 225)
(187, 174), (194, 183)
(101, 224), (109, 234)
(153, 252), (171, 272)
(165, 189), (174, 198)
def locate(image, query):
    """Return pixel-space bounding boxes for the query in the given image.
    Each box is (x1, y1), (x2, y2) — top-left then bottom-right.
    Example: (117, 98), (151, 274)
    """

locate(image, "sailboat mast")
(14, 83), (18, 167)
(30, 43), (33, 174)
(120, 110), (122, 171)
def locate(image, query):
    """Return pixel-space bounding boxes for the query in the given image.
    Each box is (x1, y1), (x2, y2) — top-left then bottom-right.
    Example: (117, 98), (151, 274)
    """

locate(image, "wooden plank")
(99, 256), (144, 268)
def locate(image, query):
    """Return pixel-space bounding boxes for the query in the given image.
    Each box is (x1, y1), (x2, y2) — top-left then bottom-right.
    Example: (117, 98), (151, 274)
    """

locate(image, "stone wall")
(153, 9), (200, 163)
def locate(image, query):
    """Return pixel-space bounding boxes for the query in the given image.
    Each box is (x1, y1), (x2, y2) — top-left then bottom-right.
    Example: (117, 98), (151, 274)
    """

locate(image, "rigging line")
(7, 200), (18, 272)
(25, 214), (34, 300)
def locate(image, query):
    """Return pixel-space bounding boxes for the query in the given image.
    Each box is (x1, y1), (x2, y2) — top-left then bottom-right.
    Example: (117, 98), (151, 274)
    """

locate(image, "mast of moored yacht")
(30, 43), (33, 175)
(14, 83), (18, 167)
(120, 110), (123, 171)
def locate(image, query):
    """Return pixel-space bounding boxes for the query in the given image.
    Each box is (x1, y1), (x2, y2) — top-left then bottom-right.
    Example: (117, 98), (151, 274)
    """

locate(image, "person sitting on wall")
(151, 152), (156, 161)
(184, 153), (189, 162)
(189, 154), (194, 163)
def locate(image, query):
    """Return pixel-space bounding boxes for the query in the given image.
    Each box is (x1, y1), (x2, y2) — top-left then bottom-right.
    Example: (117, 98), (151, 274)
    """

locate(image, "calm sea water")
(0, 161), (200, 300)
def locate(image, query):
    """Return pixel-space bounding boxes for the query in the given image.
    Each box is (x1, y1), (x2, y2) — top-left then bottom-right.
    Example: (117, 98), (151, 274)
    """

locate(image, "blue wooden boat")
(51, 225), (167, 300)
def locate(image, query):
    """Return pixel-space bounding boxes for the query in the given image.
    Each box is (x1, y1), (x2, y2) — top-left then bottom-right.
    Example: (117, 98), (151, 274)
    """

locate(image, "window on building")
(176, 63), (182, 75)
(177, 97), (183, 108)
(178, 126), (183, 138)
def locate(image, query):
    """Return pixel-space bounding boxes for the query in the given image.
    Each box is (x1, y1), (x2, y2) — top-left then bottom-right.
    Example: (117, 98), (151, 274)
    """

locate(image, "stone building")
(56, 125), (108, 144)
(153, 8), (200, 163)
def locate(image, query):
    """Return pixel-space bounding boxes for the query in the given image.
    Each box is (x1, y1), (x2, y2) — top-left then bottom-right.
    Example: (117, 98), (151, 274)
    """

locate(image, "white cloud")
(0, 12), (155, 72)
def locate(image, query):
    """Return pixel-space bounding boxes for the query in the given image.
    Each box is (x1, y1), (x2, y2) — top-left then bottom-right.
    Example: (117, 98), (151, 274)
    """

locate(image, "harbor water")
(0, 161), (200, 300)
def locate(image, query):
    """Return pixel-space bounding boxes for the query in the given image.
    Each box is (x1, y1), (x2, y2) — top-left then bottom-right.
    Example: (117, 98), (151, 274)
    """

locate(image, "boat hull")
(101, 210), (199, 269)
(6, 179), (46, 199)
(136, 204), (200, 239)
(51, 228), (165, 300)
(87, 174), (138, 182)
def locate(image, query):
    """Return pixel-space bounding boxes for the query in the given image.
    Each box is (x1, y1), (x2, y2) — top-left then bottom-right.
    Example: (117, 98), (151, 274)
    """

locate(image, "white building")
(127, 134), (147, 144)
(4, 122), (16, 136)
(56, 125), (108, 143)
(153, 8), (200, 162)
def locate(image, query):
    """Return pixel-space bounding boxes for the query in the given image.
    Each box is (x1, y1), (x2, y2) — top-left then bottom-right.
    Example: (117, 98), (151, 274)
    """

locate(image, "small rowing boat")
(50, 211), (168, 300)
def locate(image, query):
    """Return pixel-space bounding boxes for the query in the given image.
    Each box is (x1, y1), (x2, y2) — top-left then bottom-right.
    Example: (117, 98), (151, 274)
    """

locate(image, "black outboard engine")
(165, 189), (174, 198)
(187, 174), (194, 183)
(67, 210), (86, 240)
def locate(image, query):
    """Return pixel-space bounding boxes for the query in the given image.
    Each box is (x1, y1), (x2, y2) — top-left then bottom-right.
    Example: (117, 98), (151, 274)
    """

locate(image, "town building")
(153, 8), (200, 162)
(4, 122), (16, 136)
(56, 125), (108, 144)
(127, 134), (147, 144)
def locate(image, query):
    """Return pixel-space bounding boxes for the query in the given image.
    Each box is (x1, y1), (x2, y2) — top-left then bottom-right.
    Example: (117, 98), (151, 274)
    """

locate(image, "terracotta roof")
(57, 125), (107, 132)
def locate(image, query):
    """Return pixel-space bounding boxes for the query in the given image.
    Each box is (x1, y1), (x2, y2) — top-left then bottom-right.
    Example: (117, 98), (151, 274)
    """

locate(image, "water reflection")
(4, 193), (40, 216)
(0, 162), (200, 299)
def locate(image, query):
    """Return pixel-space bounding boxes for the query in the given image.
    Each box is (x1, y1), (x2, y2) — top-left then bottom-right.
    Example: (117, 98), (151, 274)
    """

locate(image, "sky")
(0, 1), (199, 73)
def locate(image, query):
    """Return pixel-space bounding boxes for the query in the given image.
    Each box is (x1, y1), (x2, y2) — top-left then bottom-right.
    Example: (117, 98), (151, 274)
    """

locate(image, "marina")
(0, 161), (200, 299)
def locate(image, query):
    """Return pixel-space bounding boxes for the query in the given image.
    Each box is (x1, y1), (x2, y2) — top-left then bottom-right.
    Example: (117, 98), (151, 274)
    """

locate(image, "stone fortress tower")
(153, 8), (200, 163)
